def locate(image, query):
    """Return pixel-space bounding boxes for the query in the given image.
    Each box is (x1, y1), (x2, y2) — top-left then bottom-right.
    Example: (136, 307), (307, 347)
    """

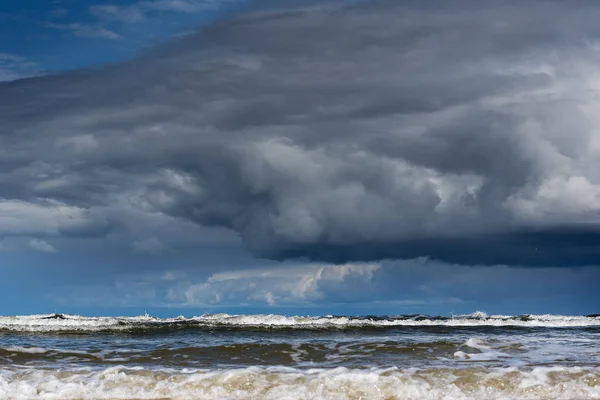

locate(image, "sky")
(1, 0), (600, 317)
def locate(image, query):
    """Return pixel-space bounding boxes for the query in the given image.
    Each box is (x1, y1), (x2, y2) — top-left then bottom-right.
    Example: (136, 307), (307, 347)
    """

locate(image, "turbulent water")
(0, 312), (599, 399)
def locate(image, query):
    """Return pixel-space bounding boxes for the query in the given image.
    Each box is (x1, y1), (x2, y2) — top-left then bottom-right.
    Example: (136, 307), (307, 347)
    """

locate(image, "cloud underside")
(2, 0), (600, 265)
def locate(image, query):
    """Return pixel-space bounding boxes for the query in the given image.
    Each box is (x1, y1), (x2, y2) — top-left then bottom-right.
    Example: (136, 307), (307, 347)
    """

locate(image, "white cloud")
(29, 239), (57, 253)
(180, 263), (380, 306)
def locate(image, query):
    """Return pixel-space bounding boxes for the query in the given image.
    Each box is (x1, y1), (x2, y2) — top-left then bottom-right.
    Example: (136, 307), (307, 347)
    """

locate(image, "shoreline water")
(1, 312), (599, 399)
(2, 365), (600, 400)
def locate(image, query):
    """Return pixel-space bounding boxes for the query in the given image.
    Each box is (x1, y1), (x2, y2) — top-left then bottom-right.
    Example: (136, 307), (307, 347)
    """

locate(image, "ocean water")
(0, 312), (599, 399)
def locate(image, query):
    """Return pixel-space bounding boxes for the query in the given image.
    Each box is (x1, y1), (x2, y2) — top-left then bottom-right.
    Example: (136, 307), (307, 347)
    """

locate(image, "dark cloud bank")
(2, 0), (600, 266)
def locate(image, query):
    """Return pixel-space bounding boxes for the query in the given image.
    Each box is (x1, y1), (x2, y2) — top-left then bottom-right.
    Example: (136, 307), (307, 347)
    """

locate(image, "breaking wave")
(1, 365), (599, 400)
(0, 312), (598, 333)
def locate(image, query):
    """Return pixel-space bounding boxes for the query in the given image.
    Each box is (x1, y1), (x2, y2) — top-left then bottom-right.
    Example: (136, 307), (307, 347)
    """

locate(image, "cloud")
(0, 53), (41, 82)
(90, 0), (241, 24)
(0, 199), (110, 238)
(177, 262), (379, 306)
(3, 0), (600, 265)
(29, 239), (57, 253)
(46, 258), (600, 311)
(132, 237), (164, 254)
(89, 5), (146, 24)
(46, 23), (121, 40)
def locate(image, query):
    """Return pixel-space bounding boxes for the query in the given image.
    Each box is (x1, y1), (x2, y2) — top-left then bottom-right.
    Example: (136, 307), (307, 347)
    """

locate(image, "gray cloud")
(2, 0), (600, 265)
(132, 237), (164, 254)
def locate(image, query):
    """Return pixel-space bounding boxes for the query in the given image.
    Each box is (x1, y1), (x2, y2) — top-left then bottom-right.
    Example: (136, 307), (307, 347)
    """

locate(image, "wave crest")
(0, 313), (598, 333)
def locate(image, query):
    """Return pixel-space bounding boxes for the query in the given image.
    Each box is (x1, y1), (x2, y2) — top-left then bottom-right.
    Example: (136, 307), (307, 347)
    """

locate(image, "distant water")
(1, 312), (599, 399)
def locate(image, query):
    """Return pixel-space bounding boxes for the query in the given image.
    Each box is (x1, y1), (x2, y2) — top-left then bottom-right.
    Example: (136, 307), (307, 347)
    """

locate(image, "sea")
(0, 312), (599, 399)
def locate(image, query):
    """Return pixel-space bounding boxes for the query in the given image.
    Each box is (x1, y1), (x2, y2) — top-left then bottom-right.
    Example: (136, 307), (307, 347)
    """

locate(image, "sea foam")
(0, 365), (599, 400)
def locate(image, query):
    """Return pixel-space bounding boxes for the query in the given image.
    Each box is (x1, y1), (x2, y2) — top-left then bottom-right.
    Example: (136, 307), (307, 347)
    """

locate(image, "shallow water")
(1, 312), (599, 399)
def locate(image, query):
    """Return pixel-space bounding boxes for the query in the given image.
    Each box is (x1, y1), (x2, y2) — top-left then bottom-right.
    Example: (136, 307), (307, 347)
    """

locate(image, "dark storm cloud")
(273, 228), (600, 266)
(2, 0), (600, 264)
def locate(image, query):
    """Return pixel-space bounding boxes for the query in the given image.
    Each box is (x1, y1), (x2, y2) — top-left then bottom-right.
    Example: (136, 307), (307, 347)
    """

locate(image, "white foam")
(462, 338), (491, 351)
(455, 338), (510, 362)
(0, 346), (50, 354)
(0, 313), (598, 332)
(0, 365), (599, 400)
